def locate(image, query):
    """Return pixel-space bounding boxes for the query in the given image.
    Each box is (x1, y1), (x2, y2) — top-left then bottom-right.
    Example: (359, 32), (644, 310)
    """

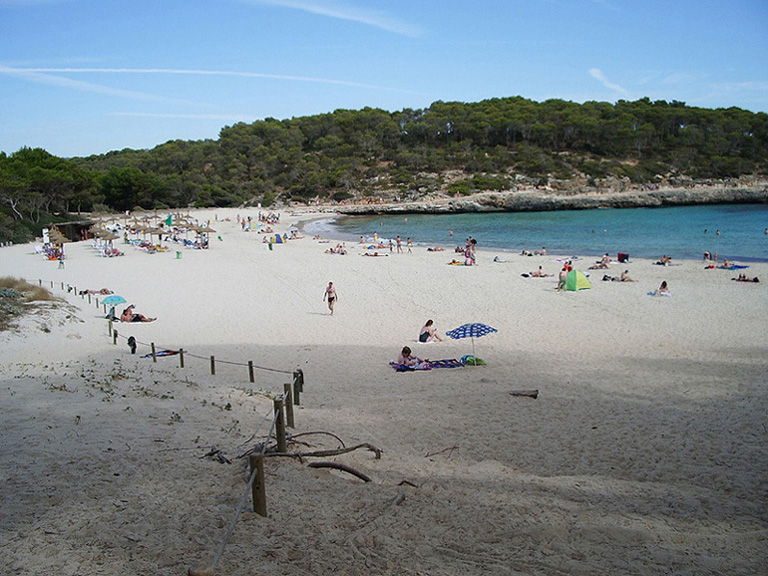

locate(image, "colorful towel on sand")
(390, 361), (430, 372)
(141, 349), (180, 358)
(429, 358), (464, 369)
(719, 265), (749, 270)
(390, 358), (465, 371)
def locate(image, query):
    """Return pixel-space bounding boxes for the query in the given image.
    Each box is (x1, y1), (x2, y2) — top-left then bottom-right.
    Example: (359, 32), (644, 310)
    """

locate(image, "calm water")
(305, 204), (768, 262)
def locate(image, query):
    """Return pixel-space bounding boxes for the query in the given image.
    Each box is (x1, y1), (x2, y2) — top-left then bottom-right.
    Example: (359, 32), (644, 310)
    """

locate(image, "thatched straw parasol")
(48, 228), (70, 244)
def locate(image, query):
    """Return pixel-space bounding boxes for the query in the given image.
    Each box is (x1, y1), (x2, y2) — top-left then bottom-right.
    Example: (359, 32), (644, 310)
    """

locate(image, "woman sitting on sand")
(419, 320), (444, 343)
(653, 281), (671, 296)
(120, 305), (156, 323)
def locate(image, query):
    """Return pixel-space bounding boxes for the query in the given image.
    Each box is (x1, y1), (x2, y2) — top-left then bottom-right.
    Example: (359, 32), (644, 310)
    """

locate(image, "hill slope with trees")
(2, 96), (767, 242)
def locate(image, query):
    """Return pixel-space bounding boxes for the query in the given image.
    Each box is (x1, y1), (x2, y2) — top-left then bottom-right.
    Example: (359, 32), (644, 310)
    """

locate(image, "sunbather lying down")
(120, 305), (156, 323)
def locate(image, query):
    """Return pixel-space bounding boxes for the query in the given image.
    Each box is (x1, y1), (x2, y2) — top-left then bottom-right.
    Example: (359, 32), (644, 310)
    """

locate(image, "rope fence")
(29, 277), (379, 576)
(35, 278), (297, 385)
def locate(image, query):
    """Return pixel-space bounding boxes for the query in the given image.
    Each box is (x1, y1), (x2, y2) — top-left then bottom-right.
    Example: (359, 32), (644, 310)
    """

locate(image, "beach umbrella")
(48, 228), (70, 244)
(101, 295), (127, 307)
(446, 322), (498, 365)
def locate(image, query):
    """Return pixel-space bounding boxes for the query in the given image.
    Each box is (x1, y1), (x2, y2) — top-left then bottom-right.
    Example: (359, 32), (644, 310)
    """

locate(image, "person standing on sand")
(323, 281), (338, 315)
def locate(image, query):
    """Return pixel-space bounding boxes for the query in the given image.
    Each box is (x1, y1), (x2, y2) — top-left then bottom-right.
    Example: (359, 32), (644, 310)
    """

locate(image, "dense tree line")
(2, 97), (767, 243)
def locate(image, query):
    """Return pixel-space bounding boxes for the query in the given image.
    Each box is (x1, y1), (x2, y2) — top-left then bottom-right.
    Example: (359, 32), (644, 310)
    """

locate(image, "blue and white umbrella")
(446, 323), (498, 364)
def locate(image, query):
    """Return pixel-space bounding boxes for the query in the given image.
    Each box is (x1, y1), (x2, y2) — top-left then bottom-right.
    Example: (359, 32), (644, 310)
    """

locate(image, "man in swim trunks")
(323, 281), (337, 315)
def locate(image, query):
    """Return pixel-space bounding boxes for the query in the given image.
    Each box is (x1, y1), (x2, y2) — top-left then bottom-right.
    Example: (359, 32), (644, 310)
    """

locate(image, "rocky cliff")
(335, 185), (768, 215)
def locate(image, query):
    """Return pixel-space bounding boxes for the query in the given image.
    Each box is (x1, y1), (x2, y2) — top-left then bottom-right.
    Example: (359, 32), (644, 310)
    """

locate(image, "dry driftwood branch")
(509, 389), (539, 399)
(200, 446), (231, 464)
(289, 430), (347, 448)
(266, 442), (383, 460)
(307, 461), (372, 482)
(425, 445), (458, 458)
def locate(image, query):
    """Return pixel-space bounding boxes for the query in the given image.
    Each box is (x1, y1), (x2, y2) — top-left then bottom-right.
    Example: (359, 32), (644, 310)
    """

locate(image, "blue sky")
(1, 0), (766, 157)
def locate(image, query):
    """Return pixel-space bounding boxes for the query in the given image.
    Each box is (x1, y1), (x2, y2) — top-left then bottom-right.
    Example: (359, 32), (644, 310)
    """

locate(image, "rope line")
(209, 395), (283, 572)
(35, 278), (302, 574)
(86, 303), (294, 374)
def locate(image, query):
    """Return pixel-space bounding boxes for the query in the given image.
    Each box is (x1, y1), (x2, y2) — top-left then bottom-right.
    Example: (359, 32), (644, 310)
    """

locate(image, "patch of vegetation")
(0, 277), (59, 331)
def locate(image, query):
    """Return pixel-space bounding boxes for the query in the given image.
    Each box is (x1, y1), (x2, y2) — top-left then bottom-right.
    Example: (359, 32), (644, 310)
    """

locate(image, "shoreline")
(298, 207), (768, 264)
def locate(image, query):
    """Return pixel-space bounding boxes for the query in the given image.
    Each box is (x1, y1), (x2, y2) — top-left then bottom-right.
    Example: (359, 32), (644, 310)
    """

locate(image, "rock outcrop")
(335, 185), (768, 215)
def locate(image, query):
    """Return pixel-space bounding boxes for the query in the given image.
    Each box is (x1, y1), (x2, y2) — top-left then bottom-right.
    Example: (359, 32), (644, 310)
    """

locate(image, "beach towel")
(429, 358), (464, 369)
(719, 265), (749, 270)
(141, 349), (180, 358)
(390, 361), (432, 372)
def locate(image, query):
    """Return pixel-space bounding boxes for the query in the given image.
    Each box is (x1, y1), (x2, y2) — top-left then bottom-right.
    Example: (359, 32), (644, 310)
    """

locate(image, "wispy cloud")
(589, 68), (629, 96)
(239, 0), (425, 37)
(12, 66), (418, 94)
(0, 65), (204, 106)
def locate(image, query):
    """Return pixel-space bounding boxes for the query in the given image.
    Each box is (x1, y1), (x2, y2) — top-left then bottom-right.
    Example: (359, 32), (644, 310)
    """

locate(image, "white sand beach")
(1, 208), (767, 576)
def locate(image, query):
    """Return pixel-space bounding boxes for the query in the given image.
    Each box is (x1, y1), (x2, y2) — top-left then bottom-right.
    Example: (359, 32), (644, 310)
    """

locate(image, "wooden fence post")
(113, 329), (118, 345)
(283, 384), (294, 428)
(108, 319), (113, 337)
(151, 343), (157, 363)
(292, 369), (303, 406)
(249, 454), (267, 517)
(274, 397), (286, 453)
(248, 361), (255, 383)
(179, 348), (184, 368)
(210, 355), (215, 375)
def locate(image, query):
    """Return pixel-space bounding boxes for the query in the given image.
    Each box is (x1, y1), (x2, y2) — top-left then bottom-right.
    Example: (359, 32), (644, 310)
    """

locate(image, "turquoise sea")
(305, 204), (768, 262)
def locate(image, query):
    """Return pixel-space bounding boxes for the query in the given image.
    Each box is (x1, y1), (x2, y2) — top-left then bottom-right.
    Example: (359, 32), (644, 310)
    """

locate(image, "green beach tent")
(565, 270), (592, 291)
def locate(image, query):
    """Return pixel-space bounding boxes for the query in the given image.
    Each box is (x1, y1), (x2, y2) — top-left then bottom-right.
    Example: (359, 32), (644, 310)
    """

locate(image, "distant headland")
(333, 182), (768, 215)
